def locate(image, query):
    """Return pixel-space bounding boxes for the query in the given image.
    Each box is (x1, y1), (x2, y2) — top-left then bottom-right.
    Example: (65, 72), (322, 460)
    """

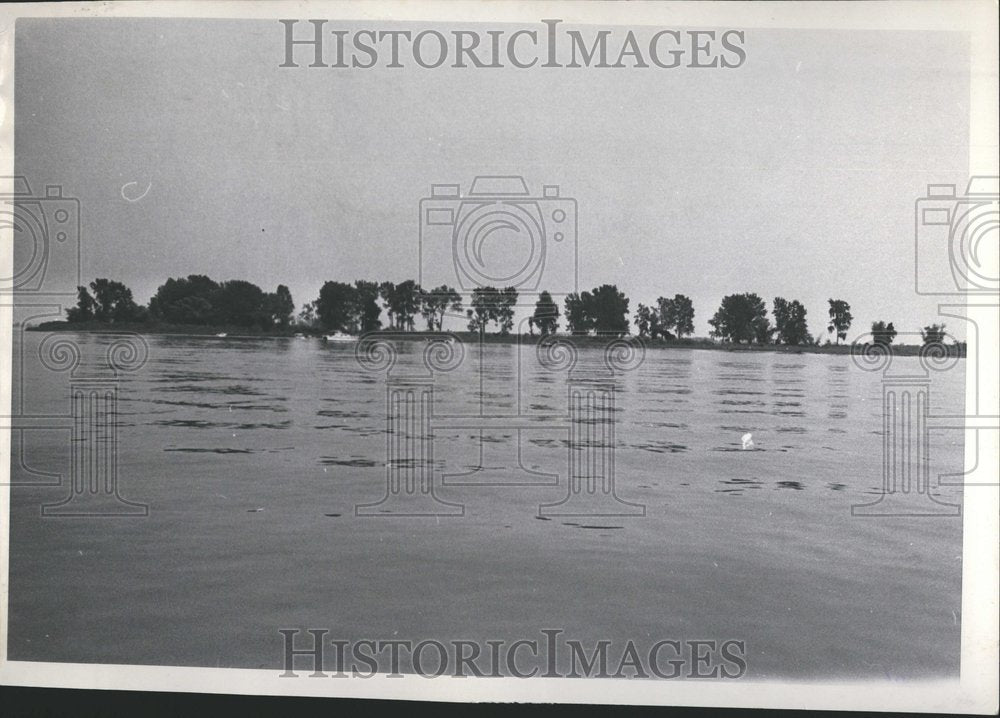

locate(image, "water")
(7, 331), (964, 678)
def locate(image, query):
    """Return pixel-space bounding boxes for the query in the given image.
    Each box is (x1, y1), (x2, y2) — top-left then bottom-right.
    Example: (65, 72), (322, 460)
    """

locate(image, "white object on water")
(741, 433), (755, 451)
(323, 333), (355, 343)
(215, 332), (227, 338)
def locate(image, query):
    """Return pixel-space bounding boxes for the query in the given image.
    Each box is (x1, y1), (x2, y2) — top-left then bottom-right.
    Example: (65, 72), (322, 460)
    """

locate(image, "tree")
(170, 296), (214, 325)
(466, 308), (482, 333)
(87, 278), (141, 322)
(265, 284), (295, 327)
(530, 291), (560, 336)
(561, 286), (631, 336)
(467, 286), (506, 333)
(672, 294), (695, 338)
(772, 297), (811, 345)
(379, 281), (396, 329)
(563, 292), (592, 335)
(655, 297), (673, 338)
(633, 303), (656, 338)
(467, 287), (495, 332)
(397, 280), (422, 331)
(871, 320), (897, 346)
(214, 280), (268, 327)
(920, 323), (947, 345)
(297, 301), (318, 329)
(588, 284), (631, 336)
(380, 280), (421, 330)
(657, 294), (694, 338)
(353, 280), (383, 332)
(66, 285), (96, 322)
(316, 281), (359, 333)
(148, 275), (221, 324)
(420, 285), (462, 331)
(827, 299), (853, 345)
(708, 293), (771, 344)
(496, 287), (518, 335)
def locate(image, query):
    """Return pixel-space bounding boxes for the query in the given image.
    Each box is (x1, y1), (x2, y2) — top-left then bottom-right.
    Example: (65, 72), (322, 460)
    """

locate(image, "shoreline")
(25, 321), (965, 357)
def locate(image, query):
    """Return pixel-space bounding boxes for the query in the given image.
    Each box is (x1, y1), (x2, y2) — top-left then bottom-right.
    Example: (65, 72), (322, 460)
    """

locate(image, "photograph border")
(0, 1), (996, 712)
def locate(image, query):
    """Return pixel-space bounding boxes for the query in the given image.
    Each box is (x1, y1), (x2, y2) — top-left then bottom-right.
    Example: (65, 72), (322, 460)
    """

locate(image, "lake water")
(7, 331), (965, 679)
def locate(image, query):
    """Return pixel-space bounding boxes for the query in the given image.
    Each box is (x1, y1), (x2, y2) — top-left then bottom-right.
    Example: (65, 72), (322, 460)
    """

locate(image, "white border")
(0, 1), (997, 712)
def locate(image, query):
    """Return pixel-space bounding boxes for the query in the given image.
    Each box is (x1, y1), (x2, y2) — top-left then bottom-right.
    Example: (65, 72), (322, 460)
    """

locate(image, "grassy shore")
(27, 320), (965, 357)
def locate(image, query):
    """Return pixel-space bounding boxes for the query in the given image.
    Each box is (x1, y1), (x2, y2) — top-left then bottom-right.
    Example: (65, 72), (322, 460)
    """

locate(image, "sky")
(13, 18), (971, 340)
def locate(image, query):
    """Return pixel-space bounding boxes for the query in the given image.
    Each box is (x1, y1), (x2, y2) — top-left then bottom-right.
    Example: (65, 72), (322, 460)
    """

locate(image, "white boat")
(215, 332), (228, 338)
(323, 333), (355, 343)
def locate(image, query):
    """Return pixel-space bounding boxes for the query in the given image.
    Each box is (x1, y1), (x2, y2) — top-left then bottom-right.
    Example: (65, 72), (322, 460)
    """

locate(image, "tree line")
(64, 276), (950, 346)
(68, 276), (295, 329)
(701, 293), (946, 347)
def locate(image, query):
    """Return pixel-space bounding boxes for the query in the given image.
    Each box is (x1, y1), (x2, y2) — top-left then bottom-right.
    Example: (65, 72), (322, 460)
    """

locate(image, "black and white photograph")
(0, 1), (997, 713)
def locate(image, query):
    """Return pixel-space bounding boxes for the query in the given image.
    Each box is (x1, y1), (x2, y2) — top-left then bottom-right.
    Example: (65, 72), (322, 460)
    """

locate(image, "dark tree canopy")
(563, 292), (593, 335)
(827, 299), (853, 345)
(316, 281), (358, 333)
(496, 287), (518, 335)
(353, 280), (383, 332)
(214, 280), (267, 327)
(420, 285), (463, 331)
(564, 285), (630, 337)
(656, 294), (695, 339)
(563, 286), (631, 337)
(298, 301), (318, 328)
(311, 280), (386, 334)
(149, 275), (220, 324)
(708, 293), (772, 344)
(267, 284), (296, 327)
(466, 286), (519, 335)
(379, 280), (422, 331)
(772, 297), (811, 345)
(529, 291), (560, 336)
(871, 320), (897, 346)
(466, 288), (492, 333)
(61, 270), (872, 352)
(66, 286), (97, 323)
(633, 303), (658, 338)
(67, 279), (142, 323)
(920, 323), (947, 345)
(588, 285), (630, 336)
(145, 275), (292, 329)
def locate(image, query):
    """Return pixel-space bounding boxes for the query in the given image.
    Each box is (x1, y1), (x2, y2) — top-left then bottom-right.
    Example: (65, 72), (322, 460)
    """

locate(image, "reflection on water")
(8, 332), (966, 679)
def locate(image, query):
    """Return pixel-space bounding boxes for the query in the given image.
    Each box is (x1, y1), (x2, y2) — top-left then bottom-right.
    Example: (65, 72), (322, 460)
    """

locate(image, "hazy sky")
(15, 18), (970, 339)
